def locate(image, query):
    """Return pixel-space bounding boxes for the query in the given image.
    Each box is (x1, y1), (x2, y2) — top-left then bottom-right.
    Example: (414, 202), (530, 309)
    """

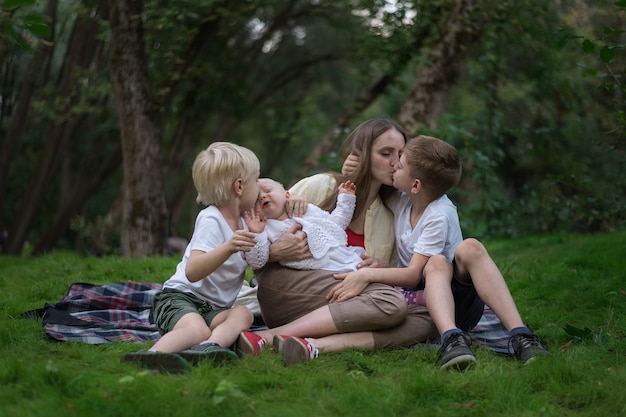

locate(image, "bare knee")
(231, 304), (255, 327)
(190, 325), (212, 342)
(423, 255), (452, 281)
(455, 238), (486, 264)
(175, 313), (213, 341)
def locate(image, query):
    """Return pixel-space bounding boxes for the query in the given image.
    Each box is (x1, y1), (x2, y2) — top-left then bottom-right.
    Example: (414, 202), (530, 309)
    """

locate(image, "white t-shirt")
(387, 192), (463, 266)
(163, 205), (247, 308)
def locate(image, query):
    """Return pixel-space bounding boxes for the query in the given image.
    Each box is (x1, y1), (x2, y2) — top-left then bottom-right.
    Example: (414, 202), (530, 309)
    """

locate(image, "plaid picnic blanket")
(21, 281), (163, 344)
(21, 281), (513, 354)
(468, 307), (513, 355)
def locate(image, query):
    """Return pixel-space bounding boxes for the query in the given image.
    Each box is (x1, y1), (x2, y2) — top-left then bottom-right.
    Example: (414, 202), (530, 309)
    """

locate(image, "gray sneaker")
(438, 332), (476, 370)
(123, 350), (191, 374)
(510, 333), (548, 364)
(179, 342), (239, 366)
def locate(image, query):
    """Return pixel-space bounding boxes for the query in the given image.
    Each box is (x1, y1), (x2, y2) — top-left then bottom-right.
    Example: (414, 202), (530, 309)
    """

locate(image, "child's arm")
(242, 208), (270, 269)
(327, 180), (356, 229)
(327, 252), (432, 303)
(244, 236), (270, 269)
(185, 230), (258, 282)
(329, 193), (356, 230)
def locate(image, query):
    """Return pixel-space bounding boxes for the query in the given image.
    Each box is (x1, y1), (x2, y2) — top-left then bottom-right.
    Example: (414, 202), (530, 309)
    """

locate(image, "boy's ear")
(411, 179), (422, 194)
(234, 178), (244, 196)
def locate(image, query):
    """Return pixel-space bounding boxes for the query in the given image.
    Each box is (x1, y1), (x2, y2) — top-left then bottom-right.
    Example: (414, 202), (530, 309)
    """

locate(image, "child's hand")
(338, 180), (356, 195)
(327, 270), (369, 303)
(244, 206), (266, 234)
(229, 230), (258, 253)
(341, 153), (360, 176)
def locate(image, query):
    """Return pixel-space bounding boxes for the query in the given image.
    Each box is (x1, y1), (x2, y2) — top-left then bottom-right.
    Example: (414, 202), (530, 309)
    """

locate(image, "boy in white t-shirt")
(244, 178), (366, 272)
(123, 142), (261, 373)
(320, 136), (548, 369)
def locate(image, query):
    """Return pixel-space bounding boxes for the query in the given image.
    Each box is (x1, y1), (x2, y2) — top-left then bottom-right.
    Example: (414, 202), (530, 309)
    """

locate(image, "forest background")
(0, 0), (624, 258)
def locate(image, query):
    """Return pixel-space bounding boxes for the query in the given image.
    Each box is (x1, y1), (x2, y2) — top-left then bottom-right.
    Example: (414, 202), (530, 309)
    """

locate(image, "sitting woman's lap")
(255, 263), (408, 332)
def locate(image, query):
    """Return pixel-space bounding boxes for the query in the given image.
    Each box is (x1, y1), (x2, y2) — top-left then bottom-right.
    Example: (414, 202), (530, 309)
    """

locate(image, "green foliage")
(1, 232), (625, 416)
(0, 0), (50, 50)
(1, 0), (625, 254)
(433, 0), (626, 239)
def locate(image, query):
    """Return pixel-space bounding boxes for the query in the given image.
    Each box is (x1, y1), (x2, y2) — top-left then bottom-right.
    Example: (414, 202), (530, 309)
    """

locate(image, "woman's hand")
(268, 223), (312, 261)
(357, 255), (389, 269)
(285, 194), (307, 218)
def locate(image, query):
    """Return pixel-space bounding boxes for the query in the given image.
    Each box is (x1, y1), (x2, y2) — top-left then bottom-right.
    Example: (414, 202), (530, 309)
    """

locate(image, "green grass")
(1, 232), (625, 417)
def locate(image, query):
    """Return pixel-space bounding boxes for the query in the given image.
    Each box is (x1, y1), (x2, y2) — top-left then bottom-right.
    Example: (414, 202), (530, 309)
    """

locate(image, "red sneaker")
(281, 336), (318, 366)
(236, 331), (266, 356)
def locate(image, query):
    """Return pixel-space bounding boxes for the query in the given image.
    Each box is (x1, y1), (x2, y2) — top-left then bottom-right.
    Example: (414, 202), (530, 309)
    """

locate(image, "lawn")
(1, 232), (625, 417)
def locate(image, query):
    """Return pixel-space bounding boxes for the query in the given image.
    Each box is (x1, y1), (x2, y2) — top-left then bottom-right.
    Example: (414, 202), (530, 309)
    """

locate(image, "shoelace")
(443, 334), (467, 351)
(515, 334), (542, 349)
(509, 334), (545, 358)
(304, 338), (319, 359)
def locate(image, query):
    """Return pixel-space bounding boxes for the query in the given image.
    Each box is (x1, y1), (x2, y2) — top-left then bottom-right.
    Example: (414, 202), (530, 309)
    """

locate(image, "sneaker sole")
(179, 349), (239, 366)
(236, 332), (264, 356)
(521, 351), (548, 365)
(273, 335), (287, 354)
(123, 352), (191, 374)
(440, 354), (476, 371)
(282, 337), (310, 366)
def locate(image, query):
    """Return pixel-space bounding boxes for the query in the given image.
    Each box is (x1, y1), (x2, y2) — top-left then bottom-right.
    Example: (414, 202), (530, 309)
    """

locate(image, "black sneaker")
(438, 332), (476, 370)
(179, 342), (239, 366)
(510, 333), (548, 364)
(123, 350), (191, 374)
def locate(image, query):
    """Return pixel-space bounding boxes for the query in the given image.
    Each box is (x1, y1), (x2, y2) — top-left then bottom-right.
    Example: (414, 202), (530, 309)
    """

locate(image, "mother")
(249, 118), (437, 353)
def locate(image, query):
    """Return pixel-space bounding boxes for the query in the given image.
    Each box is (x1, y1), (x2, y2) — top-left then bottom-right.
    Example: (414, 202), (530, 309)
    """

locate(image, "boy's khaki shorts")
(152, 288), (226, 334)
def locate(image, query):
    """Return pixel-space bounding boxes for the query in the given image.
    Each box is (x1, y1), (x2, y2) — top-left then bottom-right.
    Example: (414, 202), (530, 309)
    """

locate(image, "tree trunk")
(32, 146), (122, 255)
(397, 0), (490, 135)
(108, 0), (168, 257)
(0, 0), (57, 233)
(2, 8), (103, 255)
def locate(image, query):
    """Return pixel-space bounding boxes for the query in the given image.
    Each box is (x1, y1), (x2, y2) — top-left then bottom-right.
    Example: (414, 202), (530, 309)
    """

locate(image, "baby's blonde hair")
(192, 142), (260, 206)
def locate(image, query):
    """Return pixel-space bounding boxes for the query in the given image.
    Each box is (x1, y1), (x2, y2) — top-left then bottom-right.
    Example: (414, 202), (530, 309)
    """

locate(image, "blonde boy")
(124, 142), (261, 373)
